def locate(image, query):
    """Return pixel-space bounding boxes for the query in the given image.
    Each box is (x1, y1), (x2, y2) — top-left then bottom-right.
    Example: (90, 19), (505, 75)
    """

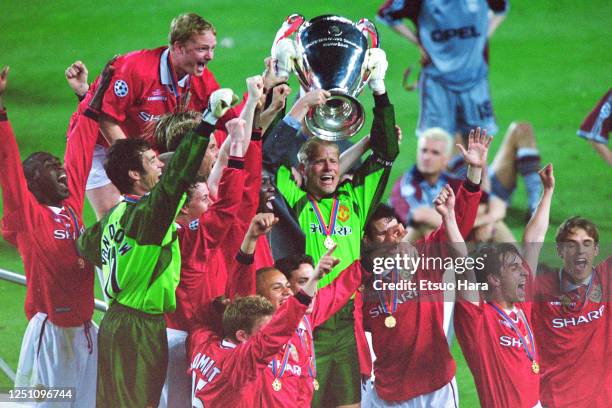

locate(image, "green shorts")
(97, 302), (168, 408)
(312, 300), (361, 407)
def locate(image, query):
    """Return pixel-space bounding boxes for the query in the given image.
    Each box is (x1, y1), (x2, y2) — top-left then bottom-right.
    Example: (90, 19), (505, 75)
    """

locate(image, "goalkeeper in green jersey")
(77, 88), (238, 408)
(264, 48), (399, 407)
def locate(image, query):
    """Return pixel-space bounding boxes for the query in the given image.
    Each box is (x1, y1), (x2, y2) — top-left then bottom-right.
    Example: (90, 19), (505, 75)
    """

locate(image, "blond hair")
(297, 138), (339, 165)
(169, 13), (215, 45)
(154, 111), (201, 153)
(419, 127), (453, 157)
(222, 296), (274, 342)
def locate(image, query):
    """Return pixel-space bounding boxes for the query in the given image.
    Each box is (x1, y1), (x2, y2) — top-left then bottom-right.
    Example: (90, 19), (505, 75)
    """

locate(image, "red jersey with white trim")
(362, 181), (481, 402)
(0, 109), (96, 326)
(165, 165), (245, 331)
(577, 89), (611, 145)
(455, 300), (540, 408)
(98, 46), (236, 147)
(188, 296), (308, 407)
(533, 257), (612, 408)
(263, 261), (366, 407)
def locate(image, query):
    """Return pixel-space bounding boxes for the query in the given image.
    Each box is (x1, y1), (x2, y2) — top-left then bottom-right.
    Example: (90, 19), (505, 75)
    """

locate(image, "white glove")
(202, 88), (239, 125)
(273, 38), (298, 78)
(363, 48), (388, 94)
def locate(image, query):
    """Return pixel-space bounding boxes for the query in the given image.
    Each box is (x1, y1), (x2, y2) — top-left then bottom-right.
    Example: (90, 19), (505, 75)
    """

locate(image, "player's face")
(176, 30), (216, 77)
(258, 175), (276, 213)
(289, 263), (315, 313)
(139, 149), (164, 192)
(198, 135), (218, 179)
(557, 228), (599, 283)
(417, 138), (449, 177)
(185, 182), (212, 219)
(258, 270), (293, 311)
(36, 155), (69, 205)
(498, 252), (529, 303)
(303, 145), (340, 199)
(366, 217), (402, 244)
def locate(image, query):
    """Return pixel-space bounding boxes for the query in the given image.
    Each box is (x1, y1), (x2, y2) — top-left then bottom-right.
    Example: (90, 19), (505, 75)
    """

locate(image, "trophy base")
(305, 92), (365, 141)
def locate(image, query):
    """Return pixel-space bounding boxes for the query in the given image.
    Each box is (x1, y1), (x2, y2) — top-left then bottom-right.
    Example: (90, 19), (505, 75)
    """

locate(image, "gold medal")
(324, 236), (335, 250)
(313, 379), (320, 391)
(384, 315), (396, 328)
(532, 361), (540, 374)
(272, 378), (282, 391)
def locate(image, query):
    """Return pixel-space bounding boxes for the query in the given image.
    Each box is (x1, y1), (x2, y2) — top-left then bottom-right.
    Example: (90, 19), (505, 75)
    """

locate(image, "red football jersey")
(533, 257), (612, 407)
(0, 109), (96, 326)
(363, 182), (481, 402)
(188, 296), (308, 407)
(165, 165), (245, 331)
(455, 300), (540, 408)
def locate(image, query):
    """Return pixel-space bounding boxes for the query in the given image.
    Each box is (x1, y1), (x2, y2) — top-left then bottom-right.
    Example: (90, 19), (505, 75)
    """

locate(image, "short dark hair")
(555, 216), (599, 245)
(365, 203), (400, 239)
(104, 139), (151, 194)
(222, 295), (274, 342)
(474, 243), (523, 285)
(274, 254), (314, 281)
(185, 175), (207, 205)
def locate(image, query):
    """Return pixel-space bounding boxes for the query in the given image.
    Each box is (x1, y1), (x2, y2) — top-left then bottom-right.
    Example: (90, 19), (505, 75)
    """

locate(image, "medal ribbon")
(65, 205), (81, 240)
(167, 53), (191, 112)
(122, 194), (142, 204)
(489, 303), (536, 363)
(308, 195), (339, 240)
(558, 268), (596, 312)
(376, 268), (399, 317)
(298, 316), (317, 379)
(271, 342), (292, 383)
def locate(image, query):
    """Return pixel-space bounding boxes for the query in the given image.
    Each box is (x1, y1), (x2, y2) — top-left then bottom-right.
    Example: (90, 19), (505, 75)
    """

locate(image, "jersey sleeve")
(389, 176), (412, 225)
(377, 0), (422, 27)
(310, 261), (364, 327)
(453, 180), (483, 238)
(274, 165), (306, 207)
(201, 165), (246, 250)
(0, 111), (41, 242)
(350, 102), (398, 230)
(123, 123), (212, 245)
(100, 55), (136, 124)
(63, 108), (101, 215)
(226, 251), (256, 299)
(225, 296), (308, 388)
(454, 299), (485, 346)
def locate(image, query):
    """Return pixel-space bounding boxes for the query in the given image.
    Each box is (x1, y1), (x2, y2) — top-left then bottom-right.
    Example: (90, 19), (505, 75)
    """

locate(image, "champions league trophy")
(272, 14), (379, 141)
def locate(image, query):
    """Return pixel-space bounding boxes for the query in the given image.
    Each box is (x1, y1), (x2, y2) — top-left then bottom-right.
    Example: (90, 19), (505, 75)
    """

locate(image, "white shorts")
(15, 313), (97, 407)
(362, 377), (459, 408)
(85, 144), (111, 190)
(158, 328), (190, 408)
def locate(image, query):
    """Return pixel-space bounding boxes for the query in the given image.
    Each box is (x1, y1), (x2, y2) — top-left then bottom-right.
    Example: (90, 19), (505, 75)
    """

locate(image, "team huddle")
(0, 3), (610, 408)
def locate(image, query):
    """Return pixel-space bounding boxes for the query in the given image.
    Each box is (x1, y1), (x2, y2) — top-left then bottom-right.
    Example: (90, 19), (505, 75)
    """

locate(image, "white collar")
(160, 48), (189, 87)
(220, 339), (237, 349)
(47, 206), (64, 215)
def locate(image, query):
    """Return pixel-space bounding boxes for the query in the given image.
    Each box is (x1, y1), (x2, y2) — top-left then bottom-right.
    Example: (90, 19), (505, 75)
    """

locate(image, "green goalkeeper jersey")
(274, 103), (398, 287)
(77, 123), (212, 313)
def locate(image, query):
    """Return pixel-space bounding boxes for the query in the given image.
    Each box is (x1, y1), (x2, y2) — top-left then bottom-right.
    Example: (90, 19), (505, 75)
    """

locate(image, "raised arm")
(522, 164), (555, 274)
(227, 213), (279, 298)
(64, 60), (89, 101)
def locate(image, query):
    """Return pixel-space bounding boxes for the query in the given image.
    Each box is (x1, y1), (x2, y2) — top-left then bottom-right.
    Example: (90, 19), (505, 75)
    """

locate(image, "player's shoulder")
(113, 46), (166, 76)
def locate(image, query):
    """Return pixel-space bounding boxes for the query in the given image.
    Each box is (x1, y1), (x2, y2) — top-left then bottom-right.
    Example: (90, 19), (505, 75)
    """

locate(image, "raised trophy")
(272, 14), (379, 141)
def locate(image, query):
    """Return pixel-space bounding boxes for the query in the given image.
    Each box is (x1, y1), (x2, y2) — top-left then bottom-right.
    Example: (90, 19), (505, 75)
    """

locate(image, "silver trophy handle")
(355, 18), (380, 96)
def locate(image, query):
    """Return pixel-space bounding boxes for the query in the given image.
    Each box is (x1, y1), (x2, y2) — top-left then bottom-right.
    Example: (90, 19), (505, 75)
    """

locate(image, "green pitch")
(0, 0), (610, 405)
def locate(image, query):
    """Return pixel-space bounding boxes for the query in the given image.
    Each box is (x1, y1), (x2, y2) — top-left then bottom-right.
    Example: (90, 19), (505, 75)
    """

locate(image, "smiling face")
(256, 269), (293, 311)
(558, 228), (599, 283)
(258, 175), (277, 213)
(183, 182), (212, 219)
(302, 144), (340, 199)
(172, 30), (216, 77)
(137, 149), (164, 192)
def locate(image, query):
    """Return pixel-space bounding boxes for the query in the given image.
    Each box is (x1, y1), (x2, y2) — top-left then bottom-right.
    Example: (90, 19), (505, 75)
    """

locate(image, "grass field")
(0, 0), (610, 405)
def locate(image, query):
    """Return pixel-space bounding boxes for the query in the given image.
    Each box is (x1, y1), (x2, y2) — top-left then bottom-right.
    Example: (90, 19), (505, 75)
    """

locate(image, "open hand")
(456, 127), (493, 168)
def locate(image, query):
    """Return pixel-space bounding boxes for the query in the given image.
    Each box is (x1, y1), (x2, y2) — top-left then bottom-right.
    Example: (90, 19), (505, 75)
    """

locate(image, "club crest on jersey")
(114, 80), (129, 97)
(189, 219), (200, 231)
(338, 204), (350, 222)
